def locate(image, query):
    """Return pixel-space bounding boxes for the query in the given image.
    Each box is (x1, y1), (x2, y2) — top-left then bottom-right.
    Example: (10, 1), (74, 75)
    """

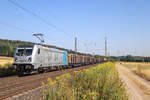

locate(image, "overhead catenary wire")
(7, 0), (73, 39)
(0, 20), (102, 55)
(7, 0), (87, 44)
(0, 20), (69, 46)
(0, 21), (33, 33)
(7, 0), (101, 55)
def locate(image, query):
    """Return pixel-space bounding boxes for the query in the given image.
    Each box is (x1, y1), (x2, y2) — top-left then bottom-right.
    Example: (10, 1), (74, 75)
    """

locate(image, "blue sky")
(0, 0), (150, 56)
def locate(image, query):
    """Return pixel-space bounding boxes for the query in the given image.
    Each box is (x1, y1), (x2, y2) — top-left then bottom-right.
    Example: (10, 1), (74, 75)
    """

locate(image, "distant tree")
(94, 55), (101, 58)
(144, 57), (150, 62)
(126, 55), (133, 62)
(109, 58), (115, 63)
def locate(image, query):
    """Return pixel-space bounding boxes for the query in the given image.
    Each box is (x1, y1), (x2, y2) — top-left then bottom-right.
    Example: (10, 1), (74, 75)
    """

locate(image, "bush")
(0, 63), (16, 77)
(42, 62), (127, 100)
(110, 58), (115, 63)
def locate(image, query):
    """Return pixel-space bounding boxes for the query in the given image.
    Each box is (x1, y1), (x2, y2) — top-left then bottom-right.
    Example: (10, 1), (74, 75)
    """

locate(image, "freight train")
(13, 44), (104, 76)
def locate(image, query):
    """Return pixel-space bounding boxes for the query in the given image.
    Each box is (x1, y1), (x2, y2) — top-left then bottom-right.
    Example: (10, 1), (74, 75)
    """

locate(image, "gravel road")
(116, 64), (150, 100)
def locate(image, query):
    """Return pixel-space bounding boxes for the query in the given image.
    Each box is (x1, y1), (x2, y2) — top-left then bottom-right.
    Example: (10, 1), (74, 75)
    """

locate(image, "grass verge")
(0, 63), (16, 77)
(42, 62), (127, 100)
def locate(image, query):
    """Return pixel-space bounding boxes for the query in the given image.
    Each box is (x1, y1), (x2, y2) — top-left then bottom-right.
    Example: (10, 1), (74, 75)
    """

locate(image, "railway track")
(0, 64), (96, 100)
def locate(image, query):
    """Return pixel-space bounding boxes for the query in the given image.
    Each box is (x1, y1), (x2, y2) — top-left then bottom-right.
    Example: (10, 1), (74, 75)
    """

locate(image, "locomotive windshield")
(16, 48), (33, 56)
(16, 45), (33, 56)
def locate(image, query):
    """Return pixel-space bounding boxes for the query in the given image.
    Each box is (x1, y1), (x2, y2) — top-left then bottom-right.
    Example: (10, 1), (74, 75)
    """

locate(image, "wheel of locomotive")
(38, 67), (44, 73)
(18, 71), (24, 77)
(48, 67), (52, 72)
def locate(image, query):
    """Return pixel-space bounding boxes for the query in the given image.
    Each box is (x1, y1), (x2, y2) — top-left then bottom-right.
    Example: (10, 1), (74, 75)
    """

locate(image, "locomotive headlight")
(28, 57), (32, 62)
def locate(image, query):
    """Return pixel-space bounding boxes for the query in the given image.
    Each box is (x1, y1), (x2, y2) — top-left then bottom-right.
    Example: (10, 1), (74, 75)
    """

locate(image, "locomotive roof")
(17, 44), (66, 52)
(48, 47), (66, 52)
(17, 44), (34, 48)
(36, 44), (66, 53)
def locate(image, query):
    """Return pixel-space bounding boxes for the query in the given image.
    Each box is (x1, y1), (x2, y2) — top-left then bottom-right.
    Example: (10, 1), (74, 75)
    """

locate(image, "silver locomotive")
(13, 44), (68, 76)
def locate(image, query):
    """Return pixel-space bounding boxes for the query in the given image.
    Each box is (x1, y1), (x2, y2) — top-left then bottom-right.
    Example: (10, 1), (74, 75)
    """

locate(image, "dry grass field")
(0, 57), (16, 77)
(0, 56), (13, 67)
(122, 62), (150, 81)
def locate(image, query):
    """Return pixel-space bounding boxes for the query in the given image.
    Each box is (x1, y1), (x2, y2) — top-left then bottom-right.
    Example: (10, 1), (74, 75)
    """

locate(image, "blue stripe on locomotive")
(63, 52), (67, 65)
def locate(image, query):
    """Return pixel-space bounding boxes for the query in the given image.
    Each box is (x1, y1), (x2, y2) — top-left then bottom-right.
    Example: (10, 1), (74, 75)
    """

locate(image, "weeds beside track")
(0, 63), (16, 77)
(43, 62), (127, 100)
(0, 64), (94, 100)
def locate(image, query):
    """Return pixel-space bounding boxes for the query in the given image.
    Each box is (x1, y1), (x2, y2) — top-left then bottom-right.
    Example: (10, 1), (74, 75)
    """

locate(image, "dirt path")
(116, 64), (150, 100)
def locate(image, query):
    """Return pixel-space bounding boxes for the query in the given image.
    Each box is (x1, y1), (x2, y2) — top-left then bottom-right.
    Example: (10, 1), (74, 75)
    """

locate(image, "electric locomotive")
(13, 44), (67, 76)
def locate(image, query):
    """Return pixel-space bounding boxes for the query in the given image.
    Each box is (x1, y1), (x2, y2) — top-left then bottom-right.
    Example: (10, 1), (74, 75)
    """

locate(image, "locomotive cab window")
(38, 48), (40, 54)
(16, 48), (33, 56)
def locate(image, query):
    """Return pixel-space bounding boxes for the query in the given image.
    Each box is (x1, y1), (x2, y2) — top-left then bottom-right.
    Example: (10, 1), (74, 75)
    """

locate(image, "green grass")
(42, 62), (127, 100)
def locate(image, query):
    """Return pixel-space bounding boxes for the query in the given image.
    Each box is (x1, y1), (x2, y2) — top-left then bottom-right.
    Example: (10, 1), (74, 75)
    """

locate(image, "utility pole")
(75, 37), (77, 52)
(105, 36), (107, 57)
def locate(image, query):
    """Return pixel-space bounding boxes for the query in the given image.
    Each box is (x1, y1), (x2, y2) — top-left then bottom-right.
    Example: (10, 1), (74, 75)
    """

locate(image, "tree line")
(2, 39), (148, 62)
(0, 39), (98, 57)
(109, 55), (150, 62)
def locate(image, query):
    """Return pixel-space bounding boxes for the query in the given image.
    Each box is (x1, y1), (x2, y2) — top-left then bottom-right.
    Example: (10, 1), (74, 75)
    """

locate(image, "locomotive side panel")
(40, 48), (64, 67)
(32, 45), (42, 69)
(24, 45), (65, 69)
